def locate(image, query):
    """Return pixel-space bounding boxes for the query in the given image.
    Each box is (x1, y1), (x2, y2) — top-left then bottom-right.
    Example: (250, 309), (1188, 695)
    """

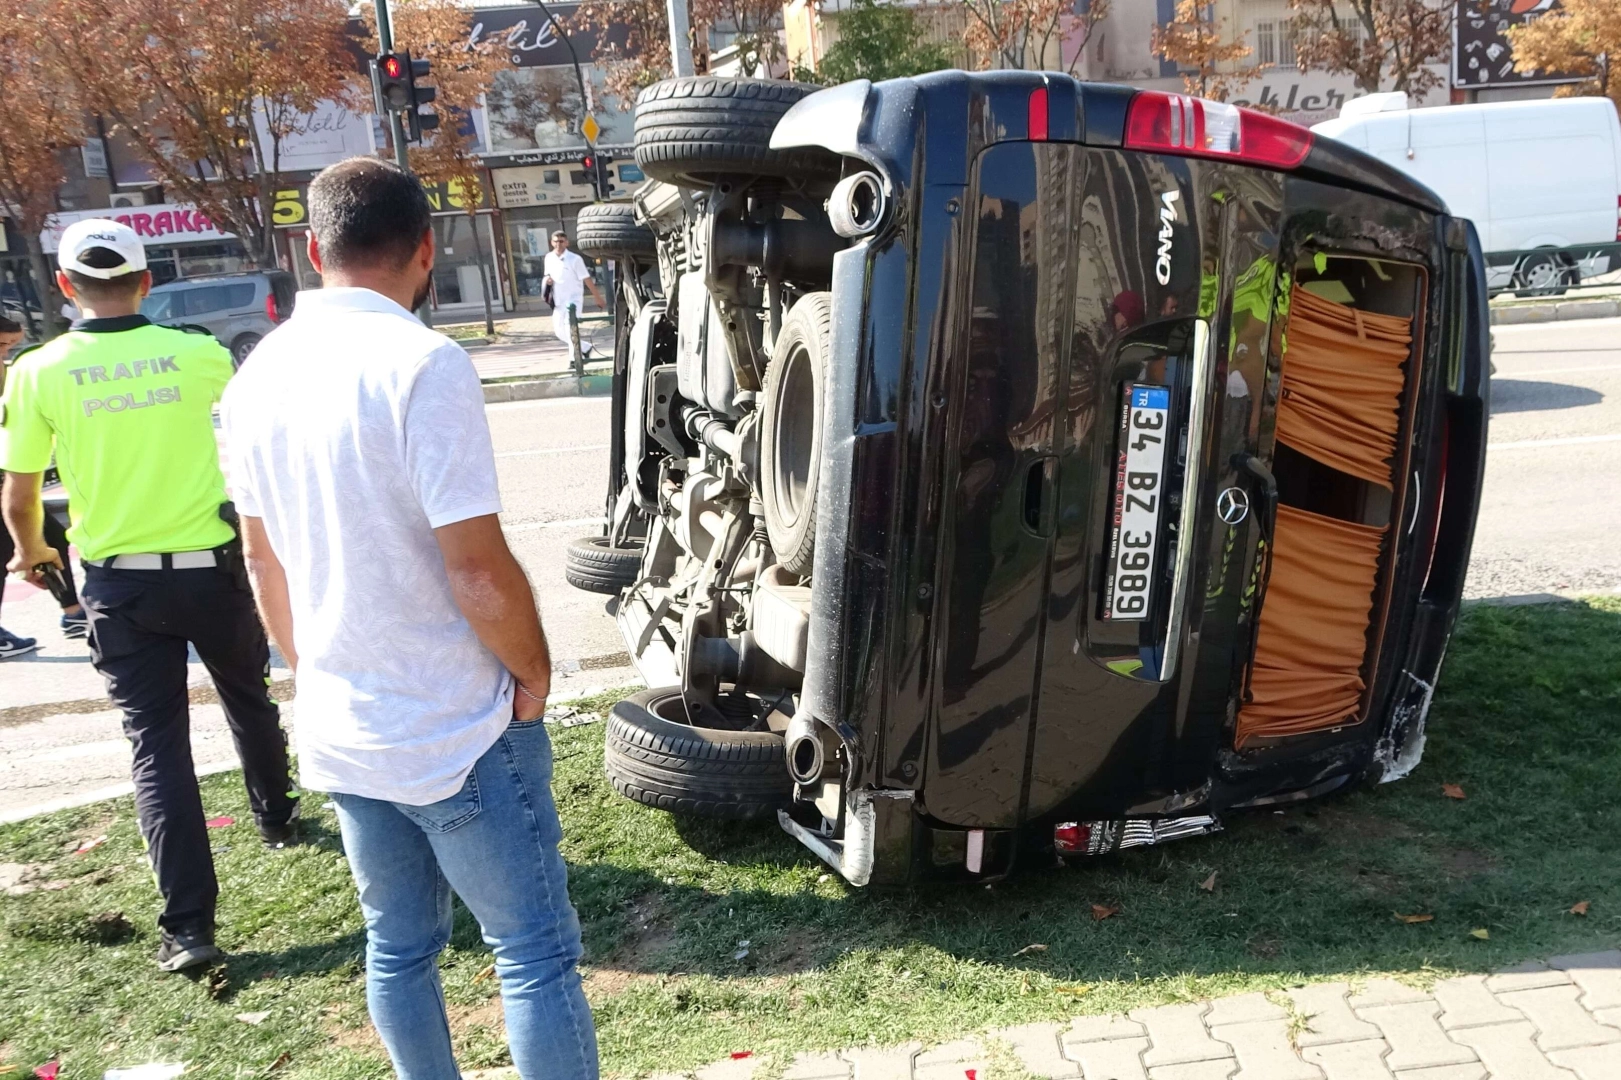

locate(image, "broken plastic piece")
(205, 817), (234, 828)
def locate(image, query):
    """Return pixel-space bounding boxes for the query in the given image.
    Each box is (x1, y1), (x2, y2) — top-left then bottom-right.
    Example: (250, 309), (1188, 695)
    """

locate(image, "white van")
(1313, 94), (1621, 294)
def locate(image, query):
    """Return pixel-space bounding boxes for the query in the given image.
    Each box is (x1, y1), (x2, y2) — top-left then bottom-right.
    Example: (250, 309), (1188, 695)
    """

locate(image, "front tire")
(1513, 251), (1575, 298)
(574, 203), (656, 260)
(604, 687), (791, 819)
(231, 333), (262, 369)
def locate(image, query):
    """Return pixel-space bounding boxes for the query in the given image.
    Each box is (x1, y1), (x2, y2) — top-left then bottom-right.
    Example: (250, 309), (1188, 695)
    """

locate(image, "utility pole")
(667, 0), (694, 77)
(373, 0), (432, 326)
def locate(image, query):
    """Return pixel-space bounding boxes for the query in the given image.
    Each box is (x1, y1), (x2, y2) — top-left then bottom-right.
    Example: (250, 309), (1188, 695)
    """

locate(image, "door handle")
(1022, 456), (1056, 537)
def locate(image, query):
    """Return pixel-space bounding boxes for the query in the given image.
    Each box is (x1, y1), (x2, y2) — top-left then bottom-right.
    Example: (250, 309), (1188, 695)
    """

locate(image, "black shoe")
(155, 927), (222, 972)
(258, 798), (302, 849)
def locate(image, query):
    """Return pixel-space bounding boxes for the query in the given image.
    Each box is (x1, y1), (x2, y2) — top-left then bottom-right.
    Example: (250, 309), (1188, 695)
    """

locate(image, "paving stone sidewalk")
(466, 950), (1621, 1080)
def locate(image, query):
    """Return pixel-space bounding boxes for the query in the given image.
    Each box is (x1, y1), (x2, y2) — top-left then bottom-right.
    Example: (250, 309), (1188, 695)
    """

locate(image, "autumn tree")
(574, 0), (792, 104)
(962, 0), (1110, 74)
(0, 7), (79, 339)
(33, 0), (358, 270)
(811, 0), (956, 84)
(1505, 0), (1621, 114)
(1289, 0), (1453, 96)
(1152, 0), (1254, 102)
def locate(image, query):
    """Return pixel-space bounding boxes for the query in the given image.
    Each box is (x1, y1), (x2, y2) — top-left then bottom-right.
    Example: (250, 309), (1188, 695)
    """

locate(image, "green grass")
(3, 601), (1619, 1078)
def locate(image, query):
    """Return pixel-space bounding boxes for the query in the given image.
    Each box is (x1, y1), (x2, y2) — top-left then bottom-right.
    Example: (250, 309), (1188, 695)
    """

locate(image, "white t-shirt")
(544, 248), (591, 312)
(220, 287), (513, 806)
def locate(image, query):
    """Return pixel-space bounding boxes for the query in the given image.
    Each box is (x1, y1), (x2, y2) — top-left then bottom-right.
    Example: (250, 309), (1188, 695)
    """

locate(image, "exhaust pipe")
(785, 710), (835, 784)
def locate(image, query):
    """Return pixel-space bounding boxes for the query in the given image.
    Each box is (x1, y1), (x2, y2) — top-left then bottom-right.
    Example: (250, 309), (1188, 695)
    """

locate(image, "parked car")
(568, 73), (1490, 886)
(141, 270), (297, 366)
(1313, 93), (1621, 296)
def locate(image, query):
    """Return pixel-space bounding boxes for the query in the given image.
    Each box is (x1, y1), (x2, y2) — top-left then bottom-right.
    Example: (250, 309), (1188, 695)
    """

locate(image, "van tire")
(575, 203), (656, 259)
(604, 687), (791, 819)
(1513, 251), (1575, 298)
(760, 292), (831, 577)
(230, 333), (262, 369)
(633, 77), (841, 188)
(564, 535), (643, 594)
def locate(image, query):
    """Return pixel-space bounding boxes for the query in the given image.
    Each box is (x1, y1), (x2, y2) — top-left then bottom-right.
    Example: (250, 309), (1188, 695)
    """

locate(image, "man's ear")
(307, 232), (324, 275)
(137, 270), (153, 300)
(55, 270), (75, 300)
(418, 227), (436, 270)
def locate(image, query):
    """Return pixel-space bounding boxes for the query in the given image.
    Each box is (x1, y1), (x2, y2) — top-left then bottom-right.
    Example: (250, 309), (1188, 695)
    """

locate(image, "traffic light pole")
(374, 0), (432, 326)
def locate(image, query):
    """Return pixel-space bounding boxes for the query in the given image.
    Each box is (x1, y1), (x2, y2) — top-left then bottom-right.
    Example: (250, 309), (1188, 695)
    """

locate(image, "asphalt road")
(0, 317), (1616, 820)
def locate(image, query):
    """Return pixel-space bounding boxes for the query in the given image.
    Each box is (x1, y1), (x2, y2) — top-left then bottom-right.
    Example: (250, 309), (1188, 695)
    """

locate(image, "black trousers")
(0, 512), (78, 621)
(80, 556), (297, 934)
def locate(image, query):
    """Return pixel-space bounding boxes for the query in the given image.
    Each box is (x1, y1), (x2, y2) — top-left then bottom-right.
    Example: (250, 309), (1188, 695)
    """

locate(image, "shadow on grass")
(564, 599), (1621, 991)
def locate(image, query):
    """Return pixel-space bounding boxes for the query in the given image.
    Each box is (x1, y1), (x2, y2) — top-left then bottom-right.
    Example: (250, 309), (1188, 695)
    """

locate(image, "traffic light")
(370, 50), (439, 144)
(581, 152), (616, 201)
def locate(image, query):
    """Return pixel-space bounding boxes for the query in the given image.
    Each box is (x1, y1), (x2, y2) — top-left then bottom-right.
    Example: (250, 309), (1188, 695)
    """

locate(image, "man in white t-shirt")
(541, 230), (606, 356)
(221, 158), (598, 1080)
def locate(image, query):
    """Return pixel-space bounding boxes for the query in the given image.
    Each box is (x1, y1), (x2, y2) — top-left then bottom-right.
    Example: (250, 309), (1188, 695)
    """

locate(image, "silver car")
(140, 270), (297, 366)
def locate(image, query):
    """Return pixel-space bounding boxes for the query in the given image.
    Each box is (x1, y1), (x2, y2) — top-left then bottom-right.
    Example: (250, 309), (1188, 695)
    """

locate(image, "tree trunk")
(468, 210), (496, 338)
(25, 233), (60, 342)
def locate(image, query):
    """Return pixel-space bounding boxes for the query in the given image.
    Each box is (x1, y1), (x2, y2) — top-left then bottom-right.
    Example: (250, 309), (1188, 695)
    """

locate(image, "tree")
(961, 0), (1110, 74)
(0, 8), (79, 338)
(811, 0), (955, 84)
(574, 0), (790, 105)
(1152, 0), (1254, 102)
(1289, 0), (1452, 96)
(33, 0), (358, 270)
(1505, 0), (1621, 114)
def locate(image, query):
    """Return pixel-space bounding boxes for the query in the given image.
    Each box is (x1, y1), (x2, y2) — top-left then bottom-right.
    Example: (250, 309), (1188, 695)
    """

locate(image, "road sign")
(581, 114), (600, 144)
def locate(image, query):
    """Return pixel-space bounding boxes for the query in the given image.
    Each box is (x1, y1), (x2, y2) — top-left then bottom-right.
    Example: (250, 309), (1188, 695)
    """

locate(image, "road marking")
(1489, 433), (1621, 450)
(495, 444), (610, 458)
(504, 516), (603, 532)
(1494, 363), (1621, 376)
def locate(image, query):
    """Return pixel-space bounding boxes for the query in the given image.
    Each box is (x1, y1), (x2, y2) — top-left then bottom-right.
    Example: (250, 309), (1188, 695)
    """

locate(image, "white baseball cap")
(58, 218), (148, 280)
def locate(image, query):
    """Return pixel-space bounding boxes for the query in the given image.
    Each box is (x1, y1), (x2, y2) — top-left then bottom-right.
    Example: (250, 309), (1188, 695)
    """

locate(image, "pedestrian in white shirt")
(541, 230), (606, 356)
(220, 158), (598, 1080)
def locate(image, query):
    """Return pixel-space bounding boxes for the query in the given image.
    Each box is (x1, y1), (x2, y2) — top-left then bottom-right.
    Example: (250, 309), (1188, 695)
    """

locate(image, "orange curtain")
(1236, 505), (1387, 745)
(1274, 287), (1410, 488)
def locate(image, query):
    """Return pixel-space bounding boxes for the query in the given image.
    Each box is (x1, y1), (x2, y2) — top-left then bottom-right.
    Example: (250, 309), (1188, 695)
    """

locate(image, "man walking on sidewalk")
(542, 230), (607, 361)
(0, 219), (298, 972)
(222, 158), (598, 1080)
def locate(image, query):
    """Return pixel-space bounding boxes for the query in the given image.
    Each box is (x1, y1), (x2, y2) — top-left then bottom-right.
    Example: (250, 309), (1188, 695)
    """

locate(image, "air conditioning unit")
(108, 194), (141, 208)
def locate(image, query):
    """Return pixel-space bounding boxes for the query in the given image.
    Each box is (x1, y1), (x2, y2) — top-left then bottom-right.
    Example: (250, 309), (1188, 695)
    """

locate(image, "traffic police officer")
(0, 219), (298, 972)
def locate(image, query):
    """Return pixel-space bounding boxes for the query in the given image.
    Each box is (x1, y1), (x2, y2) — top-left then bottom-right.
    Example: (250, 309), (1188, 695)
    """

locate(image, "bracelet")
(515, 682), (547, 705)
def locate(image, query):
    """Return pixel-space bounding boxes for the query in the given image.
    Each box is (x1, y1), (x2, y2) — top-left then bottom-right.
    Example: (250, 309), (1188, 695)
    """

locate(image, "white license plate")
(1103, 384), (1170, 621)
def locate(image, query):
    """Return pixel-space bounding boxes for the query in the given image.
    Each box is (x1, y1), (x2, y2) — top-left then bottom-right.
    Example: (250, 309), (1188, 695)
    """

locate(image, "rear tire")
(604, 687), (791, 819)
(633, 77), (841, 188)
(231, 333), (262, 369)
(564, 535), (643, 594)
(1513, 251), (1575, 298)
(760, 293), (832, 576)
(574, 203), (656, 259)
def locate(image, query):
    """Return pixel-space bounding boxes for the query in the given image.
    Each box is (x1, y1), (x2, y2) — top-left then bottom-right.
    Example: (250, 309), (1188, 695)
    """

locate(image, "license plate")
(1103, 384), (1170, 621)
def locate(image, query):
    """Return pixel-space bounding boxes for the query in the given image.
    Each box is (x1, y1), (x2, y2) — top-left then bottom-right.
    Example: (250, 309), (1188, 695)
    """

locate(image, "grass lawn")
(3, 599), (1618, 1078)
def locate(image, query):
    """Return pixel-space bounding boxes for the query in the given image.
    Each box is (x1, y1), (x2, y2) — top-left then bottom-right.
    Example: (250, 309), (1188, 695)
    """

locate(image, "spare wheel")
(564, 535), (643, 594)
(574, 202), (657, 260)
(604, 687), (791, 819)
(760, 292), (831, 577)
(633, 76), (842, 188)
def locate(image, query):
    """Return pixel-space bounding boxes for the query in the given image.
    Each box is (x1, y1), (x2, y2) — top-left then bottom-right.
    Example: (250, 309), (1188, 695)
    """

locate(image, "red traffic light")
(381, 55), (404, 79)
(582, 155), (594, 168)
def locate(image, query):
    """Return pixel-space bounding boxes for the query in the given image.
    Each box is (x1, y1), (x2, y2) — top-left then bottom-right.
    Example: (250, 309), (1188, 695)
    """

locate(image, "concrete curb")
(482, 373), (612, 403)
(1491, 296), (1621, 324)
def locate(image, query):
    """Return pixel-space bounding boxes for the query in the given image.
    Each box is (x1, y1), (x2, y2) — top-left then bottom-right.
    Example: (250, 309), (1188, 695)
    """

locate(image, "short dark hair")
(0, 315), (21, 335)
(64, 268), (145, 305)
(309, 157), (432, 271)
(552, 230), (568, 241)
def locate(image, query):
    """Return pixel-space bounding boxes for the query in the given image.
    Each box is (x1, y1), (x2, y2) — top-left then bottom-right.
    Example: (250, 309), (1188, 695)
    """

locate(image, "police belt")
(88, 550), (222, 570)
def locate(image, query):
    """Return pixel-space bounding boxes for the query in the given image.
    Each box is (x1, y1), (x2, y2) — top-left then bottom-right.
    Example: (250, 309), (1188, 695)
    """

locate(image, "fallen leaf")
(729, 1052), (753, 1060)
(205, 816), (235, 828)
(206, 966), (230, 1000)
(1570, 900), (1590, 916)
(1394, 912), (1435, 924)
(1441, 783), (1466, 800)
(1091, 904), (1119, 921)
(235, 1011), (271, 1025)
(1012, 943), (1048, 956)
(74, 835), (108, 855)
(1020, 972), (1032, 994)
(1199, 871), (1218, 893)
(1054, 984), (1091, 996)
(269, 1051), (292, 1071)
(473, 964), (496, 983)
(1469, 928), (1490, 940)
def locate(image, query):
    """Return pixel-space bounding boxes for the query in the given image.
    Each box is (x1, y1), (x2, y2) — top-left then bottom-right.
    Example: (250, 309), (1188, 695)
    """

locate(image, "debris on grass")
(1199, 871), (1218, 893)
(74, 835), (108, 855)
(235, 1011), (271, 1025)
(1054, 984), (1091, 996)
(1570, 900), (1590, 916)
(1012, 943), (1047, 957)
(733, 939), (751, 960)
(33, 1063), (60, 1080)
(473, 963), (497, 983)
(1441, 783), (1466, 800)
(1469, 928), (1490, 940)
(1393, 913), (1435, 924)
(729, 1051), (753, 1060)
(87, 911), (135, 944)
(102, 1065), (185, 1080)
(1090, 904), (1119, 922)
(205, 816), (234, 828)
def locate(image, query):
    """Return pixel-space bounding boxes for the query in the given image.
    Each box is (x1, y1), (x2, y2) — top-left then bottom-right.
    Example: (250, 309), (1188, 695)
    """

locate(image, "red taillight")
(1054, 821), (1091, 854)
(1028, 86), (1049, 142)
(1124, 90), (1313, 170)
(265, 290), (281, 323)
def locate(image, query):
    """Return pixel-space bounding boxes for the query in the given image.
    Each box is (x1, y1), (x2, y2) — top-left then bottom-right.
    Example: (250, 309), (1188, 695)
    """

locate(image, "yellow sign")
(581, 115), (600, 144)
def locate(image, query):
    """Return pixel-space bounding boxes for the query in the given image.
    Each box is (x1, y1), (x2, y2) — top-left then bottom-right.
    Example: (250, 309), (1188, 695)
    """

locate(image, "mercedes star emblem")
(1217, 486), (1250, 525)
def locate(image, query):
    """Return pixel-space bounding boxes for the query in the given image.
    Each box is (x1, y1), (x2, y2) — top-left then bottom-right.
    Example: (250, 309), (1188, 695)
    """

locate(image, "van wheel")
(564, 535), (643, 594)
(575, 203), (656, 259)
(604, 687), (791, 819)
(231, 333), (262, 368)
(760, 293), (831, 577)
(633, 77), (841, 188)
(1513, 252), (1575, 298)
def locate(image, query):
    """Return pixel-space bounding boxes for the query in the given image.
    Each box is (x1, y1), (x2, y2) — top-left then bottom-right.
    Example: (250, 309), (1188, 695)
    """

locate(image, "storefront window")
(486, 66), (634, 154)
(430, 214), (503, 312)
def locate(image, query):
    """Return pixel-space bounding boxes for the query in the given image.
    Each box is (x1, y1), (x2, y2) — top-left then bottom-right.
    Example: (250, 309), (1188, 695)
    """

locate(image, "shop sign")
(485, 144), (633, 169)
(1453, 0), (1581, 89)
(42, 204), (234, 253)
(271, 177), (492, 229)
(493, 165), (597, 208)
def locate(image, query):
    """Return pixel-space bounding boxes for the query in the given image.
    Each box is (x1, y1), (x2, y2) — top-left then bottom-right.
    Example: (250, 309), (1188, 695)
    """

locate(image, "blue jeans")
(329, 719), (599, 1080)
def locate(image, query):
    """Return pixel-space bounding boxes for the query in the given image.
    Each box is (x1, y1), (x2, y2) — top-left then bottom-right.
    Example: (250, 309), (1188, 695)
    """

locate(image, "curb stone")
(1490, 297), (1621, 324)
(481, 373), (612, 403)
